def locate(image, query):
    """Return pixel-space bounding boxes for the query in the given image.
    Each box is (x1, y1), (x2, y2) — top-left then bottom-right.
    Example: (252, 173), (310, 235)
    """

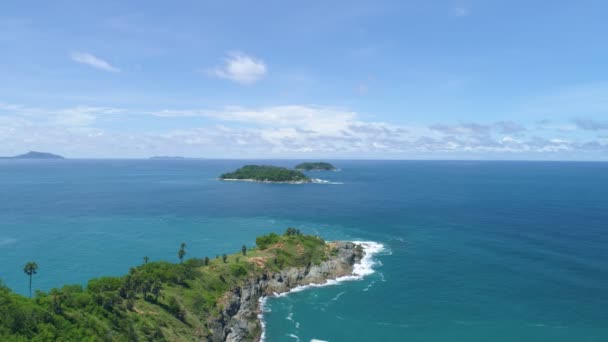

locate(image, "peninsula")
(0, 151), (64, 159)
(295, 162), (337, 171)
(220, 165), (311, 183)
(0, 230), (366, 341)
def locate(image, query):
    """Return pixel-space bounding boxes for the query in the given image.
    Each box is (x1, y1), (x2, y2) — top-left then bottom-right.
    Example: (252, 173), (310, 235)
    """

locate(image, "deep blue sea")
(1, 160), (607, 341)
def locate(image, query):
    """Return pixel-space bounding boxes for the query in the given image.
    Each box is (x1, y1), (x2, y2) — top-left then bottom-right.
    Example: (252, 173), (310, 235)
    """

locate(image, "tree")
(151, 280), (163, 302)
(241, 245), (247, 256)
(143, 256), (149, 264)
(50, 289), (67, 314)
(23, 261), (38, 298)
(140, 280), (152, 300)
(204, 256), (210, 266)
(222, 254), (228, 263)
(285, 227), (299, 236)
(178, 243), (186, 263)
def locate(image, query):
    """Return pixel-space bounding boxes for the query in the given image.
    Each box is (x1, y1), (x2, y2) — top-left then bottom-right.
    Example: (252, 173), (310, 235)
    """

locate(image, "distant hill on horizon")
(0, 151), (65, 159)
(149, 156), (205, 160)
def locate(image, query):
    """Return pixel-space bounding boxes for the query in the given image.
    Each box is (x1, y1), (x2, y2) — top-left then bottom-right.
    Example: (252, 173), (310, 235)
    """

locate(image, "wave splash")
(311, 178), (344, 185)
(258, 241), (384, 341)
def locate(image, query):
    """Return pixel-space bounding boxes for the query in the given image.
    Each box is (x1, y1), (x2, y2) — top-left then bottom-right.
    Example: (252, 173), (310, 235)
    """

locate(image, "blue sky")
(1, 1), (608, 159)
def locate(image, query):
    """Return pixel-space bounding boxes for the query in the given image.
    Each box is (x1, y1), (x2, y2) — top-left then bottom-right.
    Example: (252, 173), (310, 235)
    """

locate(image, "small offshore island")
(295, 162), (337, 171)
(0, 230), (369, 342)
(220, 165), (312, 183)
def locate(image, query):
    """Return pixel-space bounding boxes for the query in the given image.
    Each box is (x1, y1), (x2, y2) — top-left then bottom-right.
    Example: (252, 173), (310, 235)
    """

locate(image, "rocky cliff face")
(207, 241), (364, 342)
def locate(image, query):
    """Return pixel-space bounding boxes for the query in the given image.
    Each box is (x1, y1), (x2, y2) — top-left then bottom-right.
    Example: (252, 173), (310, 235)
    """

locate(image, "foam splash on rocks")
(258, 241), (384, 341)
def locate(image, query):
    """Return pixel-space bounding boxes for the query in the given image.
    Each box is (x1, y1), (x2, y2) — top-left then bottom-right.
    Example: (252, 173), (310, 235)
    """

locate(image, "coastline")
(219, 178), (340, 185)
(256, 241), (384, 342)
(219, 178), (310, 184)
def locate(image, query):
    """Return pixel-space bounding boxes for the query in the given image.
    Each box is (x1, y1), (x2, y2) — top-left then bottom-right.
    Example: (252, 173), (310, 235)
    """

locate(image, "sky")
(1, 0), (608, 160)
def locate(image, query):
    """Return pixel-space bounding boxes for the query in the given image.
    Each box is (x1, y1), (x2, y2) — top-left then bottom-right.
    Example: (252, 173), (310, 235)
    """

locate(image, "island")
(149, 156), (188, 160)
(0, 230), (367, 341)
(219, 165), (311, 183)
(0, 151), (65, 159)
(295, 162), (337, 171)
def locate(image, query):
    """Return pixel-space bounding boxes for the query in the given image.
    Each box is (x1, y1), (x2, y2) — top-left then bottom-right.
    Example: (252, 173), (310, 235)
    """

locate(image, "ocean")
(1, 159), (607, 341)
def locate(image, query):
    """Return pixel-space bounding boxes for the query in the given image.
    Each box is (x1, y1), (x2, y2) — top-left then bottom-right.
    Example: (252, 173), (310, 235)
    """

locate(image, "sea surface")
(1, 159), (607, 341)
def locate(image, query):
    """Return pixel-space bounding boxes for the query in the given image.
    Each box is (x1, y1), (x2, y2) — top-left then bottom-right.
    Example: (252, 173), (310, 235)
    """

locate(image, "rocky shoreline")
(219, 178), (311, 184)
(208, 241), (365, 342)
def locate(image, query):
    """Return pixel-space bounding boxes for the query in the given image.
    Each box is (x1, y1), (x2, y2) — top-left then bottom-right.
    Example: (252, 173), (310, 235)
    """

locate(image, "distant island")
(295, 162), (337, 171)
(0, 151), (65, 159)
(0, 230), (367, 341)
(149, 156), (187, 160)
(220, 165), (311, 183)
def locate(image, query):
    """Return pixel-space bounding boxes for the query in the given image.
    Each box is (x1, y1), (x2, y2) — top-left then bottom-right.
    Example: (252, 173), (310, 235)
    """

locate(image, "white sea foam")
(311, 178), (344, 185)
(363, 280), (376, 292)
(258, 241), (384, 341)
(310, 339), (329, 342)
(331, 291), (346, 301)
(258, 296), (269, 341)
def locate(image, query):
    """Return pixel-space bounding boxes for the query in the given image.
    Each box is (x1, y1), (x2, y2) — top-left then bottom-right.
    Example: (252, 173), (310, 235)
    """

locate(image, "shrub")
(255, 233), (280, 250)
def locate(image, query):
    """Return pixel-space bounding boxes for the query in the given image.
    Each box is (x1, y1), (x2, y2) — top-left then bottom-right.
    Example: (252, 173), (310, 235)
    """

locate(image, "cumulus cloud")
(206, 52), (267, 85)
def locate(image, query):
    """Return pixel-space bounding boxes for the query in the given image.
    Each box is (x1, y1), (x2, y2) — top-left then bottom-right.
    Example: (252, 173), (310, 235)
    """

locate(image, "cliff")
(213, 241), (364, 341)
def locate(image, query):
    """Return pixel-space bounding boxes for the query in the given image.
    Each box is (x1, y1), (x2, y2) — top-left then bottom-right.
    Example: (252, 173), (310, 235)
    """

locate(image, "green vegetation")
(0, 230), (329, 341)
(295, 162), (336, 171)
(219, 165), (311, 183)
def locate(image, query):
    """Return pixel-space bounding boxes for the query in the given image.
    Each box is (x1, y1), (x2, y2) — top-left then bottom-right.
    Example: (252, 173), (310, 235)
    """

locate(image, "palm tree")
(241, 245), (247, 256)
(23, 261), (38, 298)
(178, 243), (186, 263)
(143, 256), (149, 264)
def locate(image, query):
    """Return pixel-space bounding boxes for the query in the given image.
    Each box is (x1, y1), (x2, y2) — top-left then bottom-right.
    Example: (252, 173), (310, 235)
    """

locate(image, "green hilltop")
(295, 162), (336, 171)
(219, 165), (311, 183)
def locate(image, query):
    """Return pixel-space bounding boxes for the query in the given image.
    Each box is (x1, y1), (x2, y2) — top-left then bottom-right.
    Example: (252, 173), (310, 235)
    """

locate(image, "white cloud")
(453, 7), (470, 17)
(1, 101), (607, 159)
(0, 102), (123, 126)
(206, 52), (267, 85)
(70, 52), (121, 72)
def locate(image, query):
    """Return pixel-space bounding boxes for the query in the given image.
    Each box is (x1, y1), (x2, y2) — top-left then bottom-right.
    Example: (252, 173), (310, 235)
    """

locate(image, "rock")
(217, 241), (364, 342)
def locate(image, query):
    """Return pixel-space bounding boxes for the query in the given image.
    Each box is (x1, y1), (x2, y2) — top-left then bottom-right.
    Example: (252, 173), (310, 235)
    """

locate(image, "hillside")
(0, 230), (364, 341)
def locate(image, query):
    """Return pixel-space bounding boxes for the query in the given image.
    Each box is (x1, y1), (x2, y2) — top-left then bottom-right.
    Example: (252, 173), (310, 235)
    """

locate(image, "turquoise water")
(1, 160), (607, 341)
